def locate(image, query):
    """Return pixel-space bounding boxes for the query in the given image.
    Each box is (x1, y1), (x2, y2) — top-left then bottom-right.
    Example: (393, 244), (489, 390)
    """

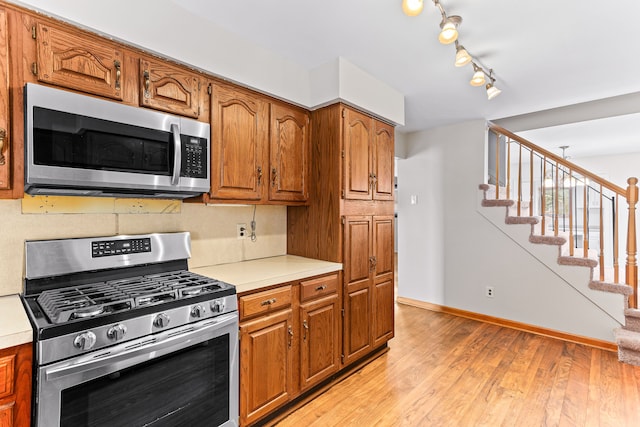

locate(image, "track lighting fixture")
(402, 0), (424, 17)
(454, 41), (471, 67)
(470, 63), (486, 86)
(402, 0), (502, 99)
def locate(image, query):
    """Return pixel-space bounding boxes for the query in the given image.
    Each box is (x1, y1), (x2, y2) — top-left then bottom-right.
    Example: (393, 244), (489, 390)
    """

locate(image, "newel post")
(626, 177), (638, 309)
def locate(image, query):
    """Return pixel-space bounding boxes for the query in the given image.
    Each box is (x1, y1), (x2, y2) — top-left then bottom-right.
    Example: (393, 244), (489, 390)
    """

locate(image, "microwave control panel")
(181, 136), (207, 178)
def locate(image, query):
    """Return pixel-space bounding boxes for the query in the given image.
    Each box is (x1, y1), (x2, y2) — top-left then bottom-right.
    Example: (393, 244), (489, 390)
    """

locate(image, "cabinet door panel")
(0, 403), (13, 427)
(240, 309), (292, 426)
(373, 121), (394, 201)
(344, 217), (373, 285)
(269, 103), (310, 202)
(36, 23), (124, 100)
(139, 58), (200, 118)
(210, 84), (268, 200)
(300, 294), (340, 391)
(373, 216), (394, 277)
(343, 108), (372, 200)
(373, 278), (395, 348)
(343, 283), (371, 365)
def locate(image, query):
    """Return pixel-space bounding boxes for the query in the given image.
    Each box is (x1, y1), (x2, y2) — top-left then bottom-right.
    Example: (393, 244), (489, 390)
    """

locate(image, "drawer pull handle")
(0, 128), (5, 165)
(114, 60), (121, 90)
(260, 298), (277, 306)
(315, 285), (327, 291)
(303, 320), (308, 341)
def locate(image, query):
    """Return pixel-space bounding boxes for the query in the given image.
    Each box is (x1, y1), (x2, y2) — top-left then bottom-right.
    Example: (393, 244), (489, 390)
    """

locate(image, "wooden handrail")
(487, 122), (638, 309)
(489, 123), (626, 196)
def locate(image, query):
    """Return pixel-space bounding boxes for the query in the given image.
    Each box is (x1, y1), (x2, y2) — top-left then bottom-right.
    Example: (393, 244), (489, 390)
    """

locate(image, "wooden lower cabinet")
(342, 215), (395, 365)
(0, 343), (32, 427)
(240, 308), (293, 426)
(238, 273), (341, 426)
(299, 293), (340, 392)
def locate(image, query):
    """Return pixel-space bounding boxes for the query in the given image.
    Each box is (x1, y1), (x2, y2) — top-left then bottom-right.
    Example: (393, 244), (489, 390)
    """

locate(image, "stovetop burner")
(35, 270), (227, 324)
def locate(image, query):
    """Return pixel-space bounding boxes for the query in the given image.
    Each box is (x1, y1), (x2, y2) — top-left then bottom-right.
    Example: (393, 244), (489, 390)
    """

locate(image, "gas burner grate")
(36, 270), (228, 324)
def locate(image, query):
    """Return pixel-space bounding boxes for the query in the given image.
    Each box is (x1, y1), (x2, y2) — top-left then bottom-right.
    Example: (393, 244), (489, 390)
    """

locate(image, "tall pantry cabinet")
(288, 103), (395, 367)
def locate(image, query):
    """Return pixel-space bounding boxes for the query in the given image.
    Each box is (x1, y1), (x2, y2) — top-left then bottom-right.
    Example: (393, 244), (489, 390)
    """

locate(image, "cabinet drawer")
(0, 354), (15, 399)
(239, 286), (292, 321)
(300, 273), (338, 302)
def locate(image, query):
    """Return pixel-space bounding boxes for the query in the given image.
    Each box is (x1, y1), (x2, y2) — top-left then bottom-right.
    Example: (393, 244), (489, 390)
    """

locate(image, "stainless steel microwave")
(24, 83), (210, 199)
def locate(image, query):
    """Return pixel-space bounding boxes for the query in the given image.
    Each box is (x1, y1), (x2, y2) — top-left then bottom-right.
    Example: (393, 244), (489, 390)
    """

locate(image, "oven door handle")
(170, 123), (181, 186)
(44, 313), (237, 381)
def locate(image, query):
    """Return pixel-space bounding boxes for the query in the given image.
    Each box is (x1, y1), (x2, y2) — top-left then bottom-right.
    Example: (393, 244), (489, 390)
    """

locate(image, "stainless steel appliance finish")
(22, 232), (239, 427)
(24, 83), (210, 199)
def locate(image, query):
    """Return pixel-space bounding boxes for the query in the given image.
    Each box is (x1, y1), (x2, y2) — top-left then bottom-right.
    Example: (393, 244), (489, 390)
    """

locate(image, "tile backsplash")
(0, 198), (286, 296)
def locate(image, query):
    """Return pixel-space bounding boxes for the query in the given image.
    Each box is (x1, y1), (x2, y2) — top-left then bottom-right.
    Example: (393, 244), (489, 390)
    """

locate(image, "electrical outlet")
(236, 223), (247, 239)
(485, 286), (494, 298)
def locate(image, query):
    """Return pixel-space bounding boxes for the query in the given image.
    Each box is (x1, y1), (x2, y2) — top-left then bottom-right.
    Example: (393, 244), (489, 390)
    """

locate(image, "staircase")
(484, 123), (640, 365)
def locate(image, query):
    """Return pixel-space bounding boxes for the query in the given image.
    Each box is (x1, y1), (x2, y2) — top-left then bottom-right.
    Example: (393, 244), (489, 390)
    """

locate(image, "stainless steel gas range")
(21, 232), (239, 427)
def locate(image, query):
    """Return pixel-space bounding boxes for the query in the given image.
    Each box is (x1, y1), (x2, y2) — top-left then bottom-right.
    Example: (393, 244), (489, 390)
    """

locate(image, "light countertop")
(0, 294), (33, 349)
(191, 255), (342, 294)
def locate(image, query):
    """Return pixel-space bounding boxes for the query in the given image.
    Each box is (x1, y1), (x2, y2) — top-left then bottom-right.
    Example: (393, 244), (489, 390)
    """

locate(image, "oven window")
(33, 107), (171, 175)
(60, 335), (230, 427)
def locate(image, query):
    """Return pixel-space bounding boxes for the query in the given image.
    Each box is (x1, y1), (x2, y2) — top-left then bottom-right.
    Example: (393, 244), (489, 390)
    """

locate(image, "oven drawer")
(239, 286), (292, 321)
(300, 273), (338, 302)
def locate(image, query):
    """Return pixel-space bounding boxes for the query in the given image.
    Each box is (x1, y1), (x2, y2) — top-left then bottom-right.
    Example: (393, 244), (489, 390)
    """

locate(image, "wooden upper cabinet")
(0, 8), (9, 191)
(139, 57), (200, 118)
(269, 102), (310, 203)
(34, 22), (124, 100)
(372, 121), (395, 201)
(210, 82), (268, 201)
(342, 106), (395, 201)
(343, 108), (373, 200)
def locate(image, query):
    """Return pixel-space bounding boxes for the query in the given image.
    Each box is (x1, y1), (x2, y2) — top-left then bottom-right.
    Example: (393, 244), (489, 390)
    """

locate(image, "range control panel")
(92, 238), (152, 258)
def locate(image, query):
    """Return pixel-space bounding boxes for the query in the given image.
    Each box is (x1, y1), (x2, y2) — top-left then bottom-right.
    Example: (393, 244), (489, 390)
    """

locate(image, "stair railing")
(488, 123), (638, 308)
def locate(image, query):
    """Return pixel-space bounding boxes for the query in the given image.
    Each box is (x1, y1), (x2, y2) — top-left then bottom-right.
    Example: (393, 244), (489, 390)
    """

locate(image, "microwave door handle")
(170, 123), (181, 186)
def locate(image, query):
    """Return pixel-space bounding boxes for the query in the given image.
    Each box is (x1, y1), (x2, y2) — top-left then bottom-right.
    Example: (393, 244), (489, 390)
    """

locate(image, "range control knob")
(211, 299), (225, 314)
(191, 304), (206, 318)
(154, 313), (170, 328)
(73, 331), (97, 351)
(107, 324), (127, 341)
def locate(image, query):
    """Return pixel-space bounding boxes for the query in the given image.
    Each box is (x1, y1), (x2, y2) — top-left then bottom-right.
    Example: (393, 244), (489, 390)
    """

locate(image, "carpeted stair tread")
(589, 280), (633, 296)
(558, 256), (598, 268)
(624, 308), (640, 318)
(624, 309), (640, 332)
(615, 328), (640, 351)
(529, 234), (567, 246)
(615, 328), (640, 365)
(505, 216), (539, 225)
(481, 199), (514, 207)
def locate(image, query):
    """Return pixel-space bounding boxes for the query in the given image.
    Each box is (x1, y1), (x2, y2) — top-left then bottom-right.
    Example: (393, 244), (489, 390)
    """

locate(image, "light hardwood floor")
(276, 302), (640, 426)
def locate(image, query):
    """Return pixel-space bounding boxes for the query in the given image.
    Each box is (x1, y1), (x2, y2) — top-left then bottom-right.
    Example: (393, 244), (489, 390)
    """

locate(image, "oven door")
(36, 313), (238, 427)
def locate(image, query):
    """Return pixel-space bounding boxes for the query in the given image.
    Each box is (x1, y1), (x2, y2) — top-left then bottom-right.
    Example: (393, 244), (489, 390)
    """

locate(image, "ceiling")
(172, 0), (640, 138)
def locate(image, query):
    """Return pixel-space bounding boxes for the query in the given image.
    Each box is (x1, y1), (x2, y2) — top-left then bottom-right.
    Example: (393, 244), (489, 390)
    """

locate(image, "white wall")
(397, 120), (620, 341)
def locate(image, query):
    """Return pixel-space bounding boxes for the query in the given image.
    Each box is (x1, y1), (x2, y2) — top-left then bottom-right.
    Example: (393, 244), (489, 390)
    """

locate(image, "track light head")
(438, 15), (461, 44)
(486, 82), (502, 100)
(470, 64), (486, 86)
(402, 0), (424, 16)
(454, 42), (471, 67)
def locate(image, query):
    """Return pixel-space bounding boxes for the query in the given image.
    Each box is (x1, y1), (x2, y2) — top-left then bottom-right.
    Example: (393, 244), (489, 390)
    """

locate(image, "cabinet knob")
(303, 320), (308, 341)
(143, 70), (151, 98)
(288, 325), (293, 348)
(257, 166), (263, 185)
(260, 298), (277, 306)
(271, 167), (278, 187)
